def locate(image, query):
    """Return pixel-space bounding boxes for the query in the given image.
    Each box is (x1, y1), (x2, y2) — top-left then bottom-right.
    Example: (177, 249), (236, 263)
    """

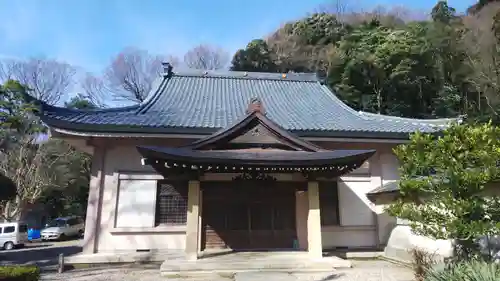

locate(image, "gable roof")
(186, 109), (324, 151)
(35, 69), (459, 139)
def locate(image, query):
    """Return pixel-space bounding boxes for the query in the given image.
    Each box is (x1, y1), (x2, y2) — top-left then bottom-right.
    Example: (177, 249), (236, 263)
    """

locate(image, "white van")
(0, 222), (28, 250)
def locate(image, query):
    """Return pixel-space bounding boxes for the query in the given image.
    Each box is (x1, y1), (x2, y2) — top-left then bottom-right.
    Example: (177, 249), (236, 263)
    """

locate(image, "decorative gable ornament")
(246, 97), (266, 115)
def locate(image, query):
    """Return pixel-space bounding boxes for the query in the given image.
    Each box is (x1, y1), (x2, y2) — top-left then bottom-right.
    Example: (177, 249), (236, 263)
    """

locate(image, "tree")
(327, 25), (443, 117)
(431, 1), (456, 24)
(34, 95), (96, 218)
(387, 123), (500, 261)
(184, 44), (229, 70)
(462, 3), (500, 121)
(65, 94), (98, 110)
(1, 58), (76, 105)
(0, 80), (44, 150)
(104, 47), (165, 103)
(285, 13), (345, 46)
(0, 173), (16, 202)
(0, 80), (87, 221)
(80, 73), (107, 108)
(36, 139), (91, 218)
(230, 40), (277, 72)
(0, 137), (75, 221)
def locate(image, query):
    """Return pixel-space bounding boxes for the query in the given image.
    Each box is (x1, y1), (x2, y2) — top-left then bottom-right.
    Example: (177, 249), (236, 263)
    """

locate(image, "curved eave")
(137, 146), (376, 167)
(39, 115), (431, 140)
(358, 111), (462, 126)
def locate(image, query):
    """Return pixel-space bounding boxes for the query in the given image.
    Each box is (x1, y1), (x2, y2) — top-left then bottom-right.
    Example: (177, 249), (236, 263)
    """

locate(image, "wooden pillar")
(307, 181), (323, 259)
(185, 180), (201, 260)
(197, 189), (203, 256)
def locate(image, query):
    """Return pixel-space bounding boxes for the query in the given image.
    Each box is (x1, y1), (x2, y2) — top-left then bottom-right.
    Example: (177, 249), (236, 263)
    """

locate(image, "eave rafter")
(139, 147), (375, 179)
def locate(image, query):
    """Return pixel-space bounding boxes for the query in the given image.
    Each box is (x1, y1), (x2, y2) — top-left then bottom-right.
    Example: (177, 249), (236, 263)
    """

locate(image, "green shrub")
(0, 265), (40, 281)
(425, 261), (500, 281)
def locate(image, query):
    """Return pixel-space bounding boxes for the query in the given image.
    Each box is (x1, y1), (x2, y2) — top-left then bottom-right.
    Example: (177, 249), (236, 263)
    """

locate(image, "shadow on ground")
(0, 241), (82, 269)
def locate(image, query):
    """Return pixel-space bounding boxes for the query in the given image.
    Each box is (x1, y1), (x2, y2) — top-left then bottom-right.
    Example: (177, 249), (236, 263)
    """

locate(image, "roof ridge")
(169, 70), (320, 82)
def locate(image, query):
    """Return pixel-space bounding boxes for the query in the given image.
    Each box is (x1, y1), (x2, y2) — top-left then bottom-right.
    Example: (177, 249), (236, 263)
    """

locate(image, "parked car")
(0, 222), (29, 250)
(40, 216), (84, 241)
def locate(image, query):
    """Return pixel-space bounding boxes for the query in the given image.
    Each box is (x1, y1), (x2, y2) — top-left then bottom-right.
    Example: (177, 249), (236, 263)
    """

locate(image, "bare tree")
(166, 55), (181, 68)
(462, 3), (500, 115)
(0, 60), (11, 81)
(3, 58), (76, 105)
(104, 47), (166, 103)
(0, 138), (74, 221)
(80, 73), (107, 108)
(183, 44), (229, 70)
(267, 26), (337, 73)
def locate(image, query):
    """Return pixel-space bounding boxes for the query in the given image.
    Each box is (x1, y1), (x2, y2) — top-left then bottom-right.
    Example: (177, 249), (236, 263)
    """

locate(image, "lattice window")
(155, 181), (188, 226)
(319, 182), (340, 226)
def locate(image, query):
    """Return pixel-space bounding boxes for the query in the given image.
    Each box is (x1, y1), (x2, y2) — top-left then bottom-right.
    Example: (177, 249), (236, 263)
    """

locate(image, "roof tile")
(38, 70), (459, 138)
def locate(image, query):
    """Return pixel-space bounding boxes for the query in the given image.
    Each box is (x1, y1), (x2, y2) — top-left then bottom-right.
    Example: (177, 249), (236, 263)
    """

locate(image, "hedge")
(0, 265), (40, 281)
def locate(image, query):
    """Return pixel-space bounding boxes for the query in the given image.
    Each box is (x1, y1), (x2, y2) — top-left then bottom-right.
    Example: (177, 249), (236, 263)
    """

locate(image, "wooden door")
(201, 181), (297, 251)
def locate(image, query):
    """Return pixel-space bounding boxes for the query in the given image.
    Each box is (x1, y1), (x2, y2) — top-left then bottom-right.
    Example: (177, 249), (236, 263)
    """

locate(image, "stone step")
(160, 256), (352, 274)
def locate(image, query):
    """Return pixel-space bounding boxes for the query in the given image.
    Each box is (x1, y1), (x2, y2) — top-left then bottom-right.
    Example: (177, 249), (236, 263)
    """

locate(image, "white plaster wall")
(321, 158), (379, 249)
(313, 143), (399, 249)
(94, 145), (186, 253)
(88, 141), (403, 252)
(377, 152), (399, 245)
(321, 176), (377, 248)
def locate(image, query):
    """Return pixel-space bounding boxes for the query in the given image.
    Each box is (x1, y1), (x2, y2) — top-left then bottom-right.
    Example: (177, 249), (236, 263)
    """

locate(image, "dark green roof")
(367, 181), (400, 196)
(37, 70), (459, 139)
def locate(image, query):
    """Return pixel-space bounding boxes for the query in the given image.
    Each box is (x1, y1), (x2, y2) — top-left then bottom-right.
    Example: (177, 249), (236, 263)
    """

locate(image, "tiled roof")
(367, 181), (400, 195)
(37, 70), (459, 139)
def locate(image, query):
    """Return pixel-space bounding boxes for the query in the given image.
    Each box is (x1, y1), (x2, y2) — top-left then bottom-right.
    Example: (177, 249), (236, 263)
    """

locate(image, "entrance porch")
(137, 107), (376, 262)
(153, 177), (333, 261)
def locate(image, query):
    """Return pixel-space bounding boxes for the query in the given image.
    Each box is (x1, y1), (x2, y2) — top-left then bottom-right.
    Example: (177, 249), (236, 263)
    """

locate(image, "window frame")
(319, 181), (340, 226)
(154, 180), (189, 227)
(18, 224), (28, 233)
(67, 218), (78, 226)
(3, 226), (15, 234)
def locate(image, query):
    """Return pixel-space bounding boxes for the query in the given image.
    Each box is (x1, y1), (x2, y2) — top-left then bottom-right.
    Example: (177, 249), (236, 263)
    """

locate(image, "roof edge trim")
(136, 76), (169, 114)
(24, 94), (140, 115)
(167, 70), (320, 82)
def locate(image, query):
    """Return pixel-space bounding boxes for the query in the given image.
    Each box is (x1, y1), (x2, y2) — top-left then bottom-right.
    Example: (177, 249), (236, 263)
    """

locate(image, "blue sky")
(0, 0), (475, 75)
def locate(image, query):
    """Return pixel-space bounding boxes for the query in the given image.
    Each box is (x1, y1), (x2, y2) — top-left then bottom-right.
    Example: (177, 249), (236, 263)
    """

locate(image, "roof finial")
(246, 97), (265, 115)
(162, 62), (173, 77)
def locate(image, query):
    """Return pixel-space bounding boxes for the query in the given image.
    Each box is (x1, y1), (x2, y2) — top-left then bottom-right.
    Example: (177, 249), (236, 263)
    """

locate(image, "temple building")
(35, 64), (457, 263)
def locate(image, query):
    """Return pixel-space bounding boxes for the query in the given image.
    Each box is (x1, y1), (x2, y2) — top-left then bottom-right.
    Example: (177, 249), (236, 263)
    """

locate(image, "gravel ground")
(40, 260), (414, 281)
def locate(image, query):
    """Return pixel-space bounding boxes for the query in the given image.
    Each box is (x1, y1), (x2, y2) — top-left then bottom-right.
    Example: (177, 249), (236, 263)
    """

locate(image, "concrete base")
(65, 250), (353, 274)
(160, 252), (352, 275)
(65, 250), (185, 264)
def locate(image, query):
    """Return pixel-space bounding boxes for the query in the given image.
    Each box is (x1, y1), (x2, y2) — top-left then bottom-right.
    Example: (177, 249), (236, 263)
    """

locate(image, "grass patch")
(0, 265), (41, 281)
